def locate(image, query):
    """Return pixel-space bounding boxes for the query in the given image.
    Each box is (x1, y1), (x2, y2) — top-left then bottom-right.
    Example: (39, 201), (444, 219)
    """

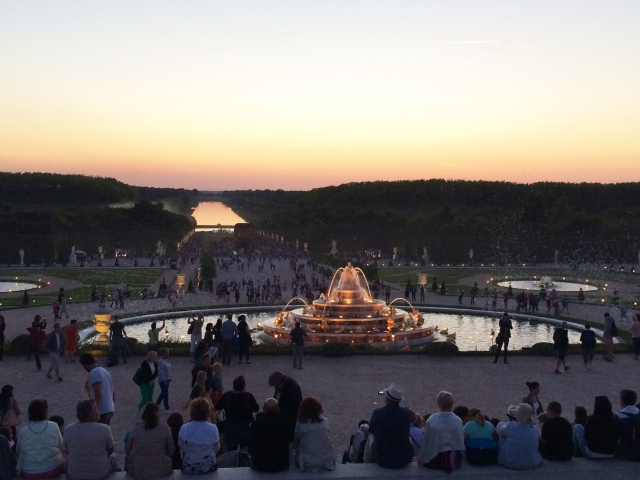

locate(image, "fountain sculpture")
(260, 263), (435, 347)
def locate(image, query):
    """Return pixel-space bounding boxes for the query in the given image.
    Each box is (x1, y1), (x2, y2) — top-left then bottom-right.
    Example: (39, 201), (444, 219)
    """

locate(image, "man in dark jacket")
(137, 351), (158, 410)
(248, 398), (291, 472)
(45, 323), (66, 381)
(369, 383), (414, 469)
(268, 371), (302, 440)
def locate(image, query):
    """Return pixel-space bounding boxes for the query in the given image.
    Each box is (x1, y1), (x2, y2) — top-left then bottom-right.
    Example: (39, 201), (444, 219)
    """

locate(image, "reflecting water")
(498, 280), (598, 292)
(90, 312), (585, 352)
(0, 281), (39, 293)
(191, 202), (245, 231)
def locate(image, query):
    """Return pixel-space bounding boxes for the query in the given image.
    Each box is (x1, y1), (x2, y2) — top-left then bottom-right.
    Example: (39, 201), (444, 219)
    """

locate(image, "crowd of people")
(2, 358), (640, 480)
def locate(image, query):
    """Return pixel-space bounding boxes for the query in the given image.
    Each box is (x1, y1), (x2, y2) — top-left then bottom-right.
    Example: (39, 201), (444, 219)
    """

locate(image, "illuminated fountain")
(260, 263), (435, 347)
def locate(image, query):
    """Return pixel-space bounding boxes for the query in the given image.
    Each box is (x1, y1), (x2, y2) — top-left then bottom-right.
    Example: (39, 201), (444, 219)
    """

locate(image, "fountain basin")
(498, 280), (597, 292)
(0, 281), (39, 293)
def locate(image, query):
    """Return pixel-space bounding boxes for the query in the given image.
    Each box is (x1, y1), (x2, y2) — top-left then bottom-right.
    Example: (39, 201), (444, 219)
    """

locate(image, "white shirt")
(417, 411), (465, 464)
(16, 421), (63, 474)
(88, 367), (115, 415)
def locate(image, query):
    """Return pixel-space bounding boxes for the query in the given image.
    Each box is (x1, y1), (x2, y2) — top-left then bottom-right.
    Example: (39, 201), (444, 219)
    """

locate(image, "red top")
(29, 328), (46, 347)
(66, 325), (78, 346)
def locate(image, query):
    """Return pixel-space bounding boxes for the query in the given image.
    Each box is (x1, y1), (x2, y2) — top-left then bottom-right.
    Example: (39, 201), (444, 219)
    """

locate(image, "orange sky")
(1, 1), (639, 190)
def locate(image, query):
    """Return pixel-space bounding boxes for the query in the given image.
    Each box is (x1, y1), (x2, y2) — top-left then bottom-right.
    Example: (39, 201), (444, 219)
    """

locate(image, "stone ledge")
(57, 459), (638, 480)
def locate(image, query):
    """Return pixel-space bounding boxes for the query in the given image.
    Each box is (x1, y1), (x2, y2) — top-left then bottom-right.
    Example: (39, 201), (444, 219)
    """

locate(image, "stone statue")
(330, 240), (338, 256)
(422, 247), (429, 264)
(304, 242), (308, 252)
(469, 249), (474, 261)
(156, 241), (164, 256)
(98, 246), (103, 259)
(69, 245), (77, 265)
(19, 248), (25, 266)
(393, 247), (398, 261)
(554, 249), (559, 264)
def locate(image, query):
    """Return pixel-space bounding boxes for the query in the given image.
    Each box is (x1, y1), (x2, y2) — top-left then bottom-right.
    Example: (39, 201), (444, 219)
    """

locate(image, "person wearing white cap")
(498, 403), (542, 470)
(368, 383), (414, 469)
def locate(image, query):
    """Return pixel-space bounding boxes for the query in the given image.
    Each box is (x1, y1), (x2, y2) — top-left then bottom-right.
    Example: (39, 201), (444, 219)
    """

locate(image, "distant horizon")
(3, 169), (640, 192)
(2, 1), (639, 189)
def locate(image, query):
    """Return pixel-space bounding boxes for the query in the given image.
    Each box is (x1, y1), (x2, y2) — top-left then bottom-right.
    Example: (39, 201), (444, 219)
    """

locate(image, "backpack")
(132, 367), (144, 386)
(610, 319), (619, 337)
(105, 355), (119, 368)
(618, 412), (640, 461)
(187, 324), (194, 335)
(582, 330), (597, 348)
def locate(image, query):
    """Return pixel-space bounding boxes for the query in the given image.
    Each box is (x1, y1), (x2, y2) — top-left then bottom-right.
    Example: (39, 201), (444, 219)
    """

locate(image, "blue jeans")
(32, 345), (42, 369)
(157, 380), (171, 410)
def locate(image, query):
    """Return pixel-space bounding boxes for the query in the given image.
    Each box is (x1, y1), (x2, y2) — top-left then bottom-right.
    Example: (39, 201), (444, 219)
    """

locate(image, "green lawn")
(0, 268), (165, 309)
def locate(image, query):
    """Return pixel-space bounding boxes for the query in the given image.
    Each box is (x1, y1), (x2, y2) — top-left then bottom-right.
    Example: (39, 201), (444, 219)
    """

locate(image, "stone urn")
(94, 306), (112, 344)
(176, 274), (186, 289)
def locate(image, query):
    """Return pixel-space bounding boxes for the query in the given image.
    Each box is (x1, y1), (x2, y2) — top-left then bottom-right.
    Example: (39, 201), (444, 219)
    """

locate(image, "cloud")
(427, 40), (500, 45)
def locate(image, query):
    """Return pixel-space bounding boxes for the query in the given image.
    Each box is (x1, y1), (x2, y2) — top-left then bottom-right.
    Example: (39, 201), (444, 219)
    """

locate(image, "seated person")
(616, 389), (640, 461)
(464, 408), (498, 465)
(248, 398), (291, 472)
(16, 399), (65, 479)
(293, 397), (335, 472)
(573, 396), (619, 459)
(369, 383), (414, 469)
(178, 398), (220, 475)
(125, 403), (175, 479)
(0, 431), (16, 480)
(344, 420), (369, 464)
(416, 391), (465, 474)
(453, 405), (470, 425)
(409, 411), (424, 456)
(498, 403), (542, 470)
(496, 405), (519, 439)
(540, 401), (573, 461)
(63, 400), (117, 480)
(166, 413), (184, 470)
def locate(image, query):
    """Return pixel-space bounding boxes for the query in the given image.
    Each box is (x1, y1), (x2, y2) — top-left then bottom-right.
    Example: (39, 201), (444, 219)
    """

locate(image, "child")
(210, 363), (223, 406)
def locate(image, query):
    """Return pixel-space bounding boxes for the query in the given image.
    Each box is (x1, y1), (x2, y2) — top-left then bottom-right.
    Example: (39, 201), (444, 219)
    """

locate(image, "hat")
(384, 383), (403, 403)
(506, 405), (519, 420)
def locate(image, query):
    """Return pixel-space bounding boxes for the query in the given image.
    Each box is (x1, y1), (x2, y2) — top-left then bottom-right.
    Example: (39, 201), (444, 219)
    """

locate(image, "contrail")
(428, 40), (500, 45)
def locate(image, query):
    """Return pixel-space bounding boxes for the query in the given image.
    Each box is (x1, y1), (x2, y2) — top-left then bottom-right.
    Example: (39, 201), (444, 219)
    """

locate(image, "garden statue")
(422, 247), (429, 264)
(19, 248), (24, 266)
(69, 245), (77, 265)
(330, 240), (338, 256)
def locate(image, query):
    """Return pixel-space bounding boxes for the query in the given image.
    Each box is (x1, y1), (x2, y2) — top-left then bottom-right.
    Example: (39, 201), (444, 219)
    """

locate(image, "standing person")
(236, 315), (252, 364)
(630, 314), (640, 361)
(28, 319), (47, 371)
(290, 321), (307, 369)
(369, 383), (414, 469)
(0, 385), (22, 439)
(602, 312), (617, 361)
(64, 320), (79, 363)
(268, 371), (302, 441)
(148, 320), (165, 348)
(0, 315), (5, 362)
(52, 301), (61, 321)
(79, 354), (115, 425)
(215, 375), (259, 450)
(522, 382), (544, 417)
(212, 318), (223, 350)
(63, 399), (117, 480)
(221, 314), (237, 367)
(137, 351), (158, 411)
(109, 316), (128, 364)
(60, 298), (69, 319)
(187, 313), (204, 363)
(156, 348), (172, 413)
(45, 323), (65, 381)
(553, 321), (570, 374)
(580, 323), (597, 371)
(492, 312), (512, 364)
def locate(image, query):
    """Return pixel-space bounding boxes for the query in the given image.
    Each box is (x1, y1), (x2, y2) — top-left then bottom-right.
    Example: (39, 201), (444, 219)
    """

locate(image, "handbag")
(0, 407), (21, 427)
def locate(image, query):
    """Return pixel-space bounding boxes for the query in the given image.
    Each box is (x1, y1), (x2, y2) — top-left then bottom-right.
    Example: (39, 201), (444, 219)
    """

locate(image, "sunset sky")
(1, 1), (639, 190)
